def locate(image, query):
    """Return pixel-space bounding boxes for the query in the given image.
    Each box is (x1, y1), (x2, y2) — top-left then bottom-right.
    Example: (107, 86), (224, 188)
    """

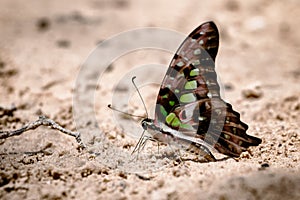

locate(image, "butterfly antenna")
(107, 104), (145, 118)
(132, 76), (149, 118)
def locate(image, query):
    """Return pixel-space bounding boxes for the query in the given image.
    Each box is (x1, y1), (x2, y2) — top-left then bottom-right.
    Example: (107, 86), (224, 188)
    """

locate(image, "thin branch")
(0, 115), (86, 149)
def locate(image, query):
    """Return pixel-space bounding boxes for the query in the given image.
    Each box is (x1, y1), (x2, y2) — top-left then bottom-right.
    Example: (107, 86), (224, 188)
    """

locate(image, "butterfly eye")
(141, 120), (148, 130)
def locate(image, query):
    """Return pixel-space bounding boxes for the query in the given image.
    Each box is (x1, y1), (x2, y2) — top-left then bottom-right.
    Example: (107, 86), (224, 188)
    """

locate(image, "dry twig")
(0, 115), (86, 148)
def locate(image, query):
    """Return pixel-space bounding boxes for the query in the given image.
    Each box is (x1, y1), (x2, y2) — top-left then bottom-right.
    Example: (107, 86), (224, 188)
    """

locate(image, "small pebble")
(56, 40), (71, 48)
(36, 17), (50, 31)
(242, 85), (263, 99)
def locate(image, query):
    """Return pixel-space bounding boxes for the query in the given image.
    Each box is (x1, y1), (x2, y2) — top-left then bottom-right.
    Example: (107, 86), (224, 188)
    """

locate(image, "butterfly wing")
(154, 21), (261, 157)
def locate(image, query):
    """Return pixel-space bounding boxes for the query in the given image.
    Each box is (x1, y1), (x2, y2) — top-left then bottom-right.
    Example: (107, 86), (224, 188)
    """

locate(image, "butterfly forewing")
(153, 21), (261, 158)
(155, 22), (220, 130)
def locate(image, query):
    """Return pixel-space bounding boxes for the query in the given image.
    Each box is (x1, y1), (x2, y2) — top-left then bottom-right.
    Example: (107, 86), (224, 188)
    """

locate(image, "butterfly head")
(141, 118), (154, 130)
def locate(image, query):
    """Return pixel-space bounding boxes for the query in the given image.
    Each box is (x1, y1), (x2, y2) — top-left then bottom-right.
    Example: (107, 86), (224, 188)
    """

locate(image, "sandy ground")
(0, 0), (300, 199)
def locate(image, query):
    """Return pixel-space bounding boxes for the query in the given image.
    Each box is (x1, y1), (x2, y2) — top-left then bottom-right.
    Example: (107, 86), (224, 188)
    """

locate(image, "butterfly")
(131, 21), (262, 162)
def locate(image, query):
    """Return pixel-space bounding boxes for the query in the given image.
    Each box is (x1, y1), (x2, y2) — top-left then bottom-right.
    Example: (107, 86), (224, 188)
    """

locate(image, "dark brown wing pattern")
(154, 21), (261, 157)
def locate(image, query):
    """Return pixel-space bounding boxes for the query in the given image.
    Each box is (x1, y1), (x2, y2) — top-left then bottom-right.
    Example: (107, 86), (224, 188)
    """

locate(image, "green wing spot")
(175, 89), (180, 93)
(171, 117), (181, 128)
(184, 80), (197, 90)
(169, 100), (175, 106)
(166, 113), (181, 128)
(180, 123), (193, 130)
(166, 113), (176, 125)
(162, 94), (169, 99)
(160, 105), (168, 117)
(180, 93), (196, 103)
(190, 68), (200, 76)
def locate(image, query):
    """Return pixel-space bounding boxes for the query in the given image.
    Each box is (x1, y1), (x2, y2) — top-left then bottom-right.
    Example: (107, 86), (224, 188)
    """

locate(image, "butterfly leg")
(131, 130), (146, 155)
(131, 130), (157, 161)
(138, 136), (154, 153)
